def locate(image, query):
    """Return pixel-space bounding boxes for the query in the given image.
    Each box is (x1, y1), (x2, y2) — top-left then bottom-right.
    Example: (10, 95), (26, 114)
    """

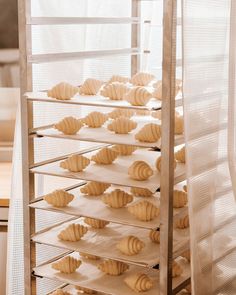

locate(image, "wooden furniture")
(18, 0), (190, 294)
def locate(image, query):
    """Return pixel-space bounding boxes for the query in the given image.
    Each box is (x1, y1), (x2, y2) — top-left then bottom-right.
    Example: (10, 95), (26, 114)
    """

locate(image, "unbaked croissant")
(130, 187), (153, 197)
(107, 116), (137, 134)
(128, 161), (153, 181)
(101, 189), (133, 208)
(155, 156), (177, 172)
(80, 181), (110, 196)
(54, 116), (83, 135)
(124, 87), (152, 106)
(175, 146), (185, 163)
(82, 111), (107, 128)
(176, 214), (189, 229)
(173, 190), (188, 208)
(79, 252), (100, 260)
(149, 229), (160, 243)
(79, 78), (103, 95)
(111, 144), (137, 156)
(127, 200), (159, 221)
(107, 75), (130, 84)
(91, 147), (118, 165)
(135, 109), (151, 116)
(181, 249), (191, 261)
(51, 256), (81, 274)
(50, 289), (71, 295)
(152, 80), (182, 100)
(98, 259), (129, 275)
(47, 82), (79, 100)
(124, 273), (153, 292)
(108, 108), (135, 119)
(100, 82), (129, 100)
(58, 223), (88, 242)
(172, 260), (183, 277)
(60, 155), (90, 172)
(131, 72), (155, 86)
(84, 217), (109, 229)
(75, 285), (97, 294)
(175, 115), (184, 134)
(135, 123), (161, 143)
(116, 235), (145, 255)
(43, 189), (74, 207)
(151, 110), (180, 120)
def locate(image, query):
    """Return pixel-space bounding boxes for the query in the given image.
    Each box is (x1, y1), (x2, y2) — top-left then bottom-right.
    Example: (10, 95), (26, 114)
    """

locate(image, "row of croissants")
(47, 72), (182, 106)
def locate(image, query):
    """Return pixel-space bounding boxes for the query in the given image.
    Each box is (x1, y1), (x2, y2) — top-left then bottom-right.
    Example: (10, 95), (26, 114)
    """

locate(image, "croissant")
(47, 82), (78, 100)
(181, 249), (191, 261)
(175, 115), (184, 134)
(151, 110), (180, 120)
(152, 80), (182, 100)
(183, 184), (187, 192)
(155, 156), (177, 172)
(149, 229), (160, 243)
(107, 75), (130, 84)
(116, 235), (145, 255)
(173, 190), (188, 208)
(107, 116), (137, 134)
(108, 108), (135, 119)
(127, 200), (159, 221)
(75, 285), (97, 294)
(60, 155), (90, 172)
(176, 214), (189, 229)
(79, 252), (100, 260)
(80, 181), (110, 196)
(128, 161), (153, 181)
(51, 256), (81, 274)
(131, 72), (155, 86)
(135, 109), (151, 116)
(82, 111), (107, 128)
(100, 82), (129, 100)
(172, 260), (183, 277)
(98, 259), (129, 276)
(124, 87), (152, 106)
(111, 144), (137, 156)
(130, 187), (153, 197)
(135, 123), (161, 143)
(175, 146), (186, 163)
(58, 223), (88, 242)
(54, 116), (83, 135)
(50, 289), (71, 295)
(101, 189), (133, 208)
(43, 189), (74, 207)
(124, 273), (153, 292)
(79, 78), (103, 95)
(84, 217), (109, 229)
(91, 147), (118, 165)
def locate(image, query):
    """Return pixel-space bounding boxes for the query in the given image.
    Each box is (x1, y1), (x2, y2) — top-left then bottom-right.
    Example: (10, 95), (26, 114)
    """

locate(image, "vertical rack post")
(18, 0), (36, 294)
(160, 0), (177, 294)
(131, 0), (141, 75)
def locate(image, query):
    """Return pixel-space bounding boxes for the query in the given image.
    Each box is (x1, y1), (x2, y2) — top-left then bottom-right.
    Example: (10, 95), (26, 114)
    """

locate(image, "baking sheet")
(30, 149), (186, 193)
(33, 253), (190, 295)
(32, 218), (189, 267)
(30, 187), (188, 230)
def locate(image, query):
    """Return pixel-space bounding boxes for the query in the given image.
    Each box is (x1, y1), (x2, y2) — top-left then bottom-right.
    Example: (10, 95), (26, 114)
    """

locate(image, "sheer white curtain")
(183, 0), (236, 294)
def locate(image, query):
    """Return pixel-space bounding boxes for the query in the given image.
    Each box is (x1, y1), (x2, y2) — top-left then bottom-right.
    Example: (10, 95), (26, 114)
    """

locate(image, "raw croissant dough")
(181, 249), (191, 261)
(152, 79), (182, 100)
(98, 259), (129, 275)
(51, 256), (81, 274)
(135, 109), (151, 116)
(173, 190), (188, 208)
(111, 144), (137, 156)
(100, 82), (129, 100)
(47, 82), (78, 100)
(127, 200), (159, 221)
(108, 108), (135, 119)
(84, 217), (109, 229)
(79, 252), (100, 260)
(107, 75), (130, 84)
(79, 78), (103, 95)
(80, 181), (110, 196)
(54, 116), (83, 135)
(82, 111), (107, 128)
(91, 147), (118, 165)
(107, 116), (137, 134)
(60, 155), (90, 172)
(151, 109), (180, 120)
(131, 72), (155, 86)
(155, 156), (177, 172)
(43, 189), (74, 207)
(149, 229), (160, 244)
(101, 189), (133, 208)
(128, 161), (153, 181)
(58, 223), (88, 242)
(135, 123), (161, 143)
(175, 115), (184, 134)
(116, 235), (145, 255)
(130, 187), (153, 197)
(75, 285), (97, 294)
(175, 214), (189, 229)
(172, 260), (183, 277)
(50, 289), (71, 295)
(124, 87), (152, 106)
(124, 273), (153, 292)
(175, 146), (185, 163)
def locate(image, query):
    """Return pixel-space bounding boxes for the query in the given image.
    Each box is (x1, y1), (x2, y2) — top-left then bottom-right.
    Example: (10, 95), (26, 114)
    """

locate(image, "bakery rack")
(18, 0), (190, 294)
